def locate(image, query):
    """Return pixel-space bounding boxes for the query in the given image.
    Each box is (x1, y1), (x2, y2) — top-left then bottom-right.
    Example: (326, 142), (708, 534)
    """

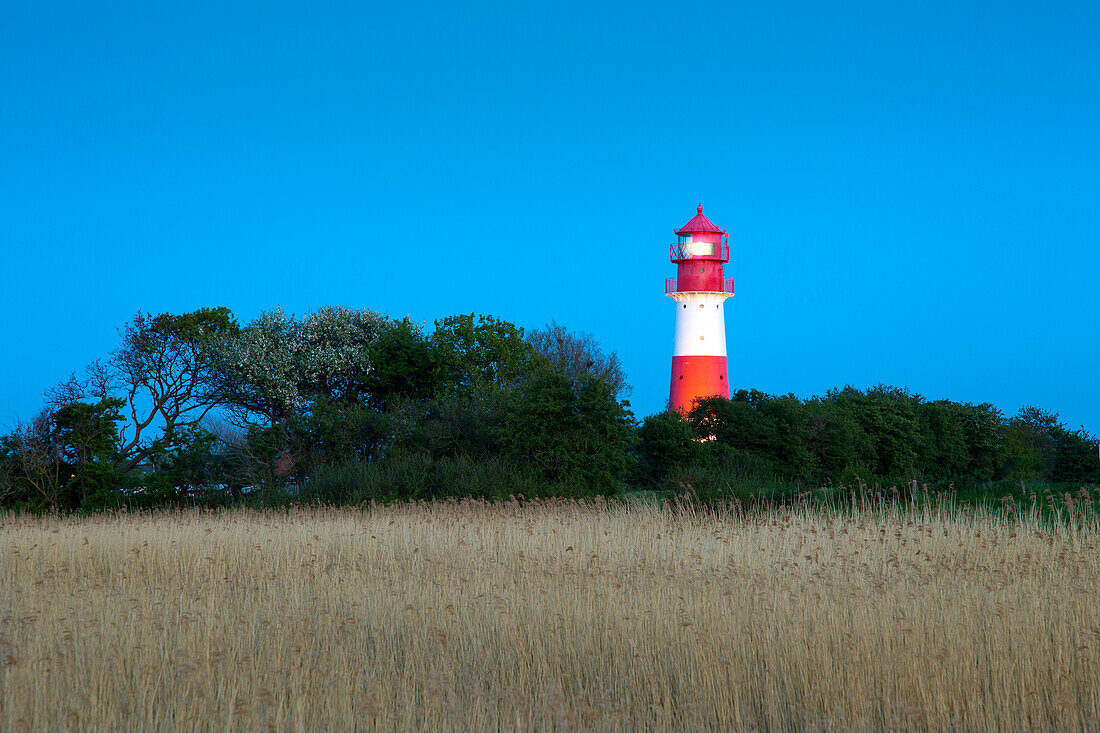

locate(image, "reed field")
(2, 499), (1099, 731)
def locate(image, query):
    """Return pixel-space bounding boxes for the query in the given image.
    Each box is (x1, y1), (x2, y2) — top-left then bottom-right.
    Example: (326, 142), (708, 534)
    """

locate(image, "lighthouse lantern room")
(665, 204), (734, 413)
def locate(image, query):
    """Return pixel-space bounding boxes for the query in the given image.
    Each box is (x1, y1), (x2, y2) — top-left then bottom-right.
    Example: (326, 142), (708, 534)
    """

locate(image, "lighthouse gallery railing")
(665, 278), (735, 295)
(669, 242), (730, 261)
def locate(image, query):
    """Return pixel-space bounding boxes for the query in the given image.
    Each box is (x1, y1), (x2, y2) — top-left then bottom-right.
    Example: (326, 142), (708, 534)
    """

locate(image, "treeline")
(0, 307), (631, 510)
(1, 306), (1097, 511)
(640, 388), (1100, 500)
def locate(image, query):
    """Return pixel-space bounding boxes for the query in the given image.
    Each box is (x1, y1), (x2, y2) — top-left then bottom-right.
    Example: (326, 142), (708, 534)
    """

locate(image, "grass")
(2, 499), (1099, 730)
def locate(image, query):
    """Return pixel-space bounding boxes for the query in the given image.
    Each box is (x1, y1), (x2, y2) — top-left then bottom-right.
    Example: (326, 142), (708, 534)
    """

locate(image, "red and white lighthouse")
(665, 204), (734, 413)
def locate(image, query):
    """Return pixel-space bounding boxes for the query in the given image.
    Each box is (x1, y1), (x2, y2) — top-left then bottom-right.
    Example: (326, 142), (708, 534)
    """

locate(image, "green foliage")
(0, 398), (131, 511)
(292, 397), (391, 468)
(670, 385), (1098, 494)
(1052, 426), (1100, 482)
(56, 305), (240, 478)
(390, 395), (508, 461)
(1001, 406), (1100, 484)
(52, 398), (130, 509)
(916, 400), (970, 479)
(140, 426), (222, 504)
(52, 398), (125, 465)
(956, 402), (1006, 481)
(819, 386), (921, 478)
(136, 307), (237, 345)
(301, 454), (549, 504)
(803, 400), (870, 478)
(8, 303), (1097, 514)
(365, 318), (437, 404)
(637, 411), (701, 482)
(1009, 406), (1061, 479)
(432, 314), (542, 399)
(500, 366), (633, 497)
(691, 391), (816, 478)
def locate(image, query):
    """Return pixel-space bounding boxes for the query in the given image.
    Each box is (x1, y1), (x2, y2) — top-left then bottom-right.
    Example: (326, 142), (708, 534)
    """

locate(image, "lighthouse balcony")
(670, 242), (730, 262)
(665, 277), (734, 295)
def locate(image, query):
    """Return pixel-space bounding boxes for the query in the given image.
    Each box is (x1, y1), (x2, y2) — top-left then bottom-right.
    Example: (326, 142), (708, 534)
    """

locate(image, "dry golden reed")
(1, 500), (1098, 731)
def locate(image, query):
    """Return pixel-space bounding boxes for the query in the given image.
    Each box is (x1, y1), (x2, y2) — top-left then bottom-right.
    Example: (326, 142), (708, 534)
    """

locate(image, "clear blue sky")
(2, 0), (1098, 432)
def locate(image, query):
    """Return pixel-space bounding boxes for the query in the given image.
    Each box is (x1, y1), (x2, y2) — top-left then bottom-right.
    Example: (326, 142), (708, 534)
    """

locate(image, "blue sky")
(2, 0), (1098, 432)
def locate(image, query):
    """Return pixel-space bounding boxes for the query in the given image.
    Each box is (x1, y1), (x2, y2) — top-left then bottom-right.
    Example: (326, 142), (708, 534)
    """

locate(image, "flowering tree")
(297, 305), (389, 403)
(209, 308), (300, 425)
(212, 306), (390, 426)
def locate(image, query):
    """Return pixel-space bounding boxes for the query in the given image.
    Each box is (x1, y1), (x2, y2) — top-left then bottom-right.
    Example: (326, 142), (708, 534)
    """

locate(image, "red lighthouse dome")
(675, 203), (726, 236)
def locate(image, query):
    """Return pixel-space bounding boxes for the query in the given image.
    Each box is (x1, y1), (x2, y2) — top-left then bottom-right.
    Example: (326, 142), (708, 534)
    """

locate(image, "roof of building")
(675, 204), (726, 236)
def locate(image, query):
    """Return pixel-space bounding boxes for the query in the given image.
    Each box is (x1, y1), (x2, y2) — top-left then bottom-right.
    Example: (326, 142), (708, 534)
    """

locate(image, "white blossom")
(212, 306), (390, 423)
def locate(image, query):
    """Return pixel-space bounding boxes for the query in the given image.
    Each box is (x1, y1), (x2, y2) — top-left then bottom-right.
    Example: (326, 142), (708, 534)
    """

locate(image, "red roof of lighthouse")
(675, 204), (726, 235)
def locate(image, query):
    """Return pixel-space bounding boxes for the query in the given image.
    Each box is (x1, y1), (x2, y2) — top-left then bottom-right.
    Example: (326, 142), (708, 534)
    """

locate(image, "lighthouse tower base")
(670, 354), (729, 410)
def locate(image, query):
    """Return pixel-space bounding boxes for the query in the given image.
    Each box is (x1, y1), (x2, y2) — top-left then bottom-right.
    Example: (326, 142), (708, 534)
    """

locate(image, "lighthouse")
(665, 204), (734, 413)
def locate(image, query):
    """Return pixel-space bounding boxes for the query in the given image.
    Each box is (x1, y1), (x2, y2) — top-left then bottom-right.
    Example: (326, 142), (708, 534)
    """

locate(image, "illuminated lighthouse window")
(678, 235), (714, 257)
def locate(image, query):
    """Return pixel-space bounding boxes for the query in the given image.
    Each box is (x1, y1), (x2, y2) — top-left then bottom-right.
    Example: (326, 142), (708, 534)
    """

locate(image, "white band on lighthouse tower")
(669, 291), (733, 357)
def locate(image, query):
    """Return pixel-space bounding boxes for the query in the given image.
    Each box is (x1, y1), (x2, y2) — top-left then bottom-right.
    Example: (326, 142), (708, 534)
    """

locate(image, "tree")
(804, 398), (871, 480)
(955, 402), (1005, 481)
(291, 397), (392, 469)
(526, 321), (630, 399)
(432, 314), (542, 399)
(818, 386), (921, 479)
(219, 425), (292, 496)
(637, 410), (700, 482)
(141, 425), (222, 503)
(53, 398), (126, 468)
(1008, 406), (1061, 479)
(53, 308), (238, 474)
(212, 306), (390, 425)
(209, 308), (300, 424)
(0, 441), (19, 507)
(916, 400), (970, 480)
(364, 318), (437, 405)
(1010, 407), (1100, 483)
(1052, 426), (1100, 482)
(52, 398), (129, 508)
(4, 412), (69, 510)
(2, 398), (128, 510)
(295, 305), (390, 403)
(500, 366), (633, 496)
(690, 391), (816, 478)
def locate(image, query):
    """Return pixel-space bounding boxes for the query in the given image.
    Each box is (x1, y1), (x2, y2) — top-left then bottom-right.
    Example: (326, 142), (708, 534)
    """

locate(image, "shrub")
(500, 367), (633, 497)
(660, 451), (790, 505)
(302, 454), (551, 504)
(637, 411), (700, 483)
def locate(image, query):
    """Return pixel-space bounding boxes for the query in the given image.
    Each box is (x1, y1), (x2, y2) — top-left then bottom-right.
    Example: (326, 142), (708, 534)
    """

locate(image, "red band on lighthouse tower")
(665, 204), (734, 413)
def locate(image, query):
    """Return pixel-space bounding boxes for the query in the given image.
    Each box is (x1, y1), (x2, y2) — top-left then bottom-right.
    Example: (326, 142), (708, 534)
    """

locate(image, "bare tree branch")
(527, 321), (631, 399)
